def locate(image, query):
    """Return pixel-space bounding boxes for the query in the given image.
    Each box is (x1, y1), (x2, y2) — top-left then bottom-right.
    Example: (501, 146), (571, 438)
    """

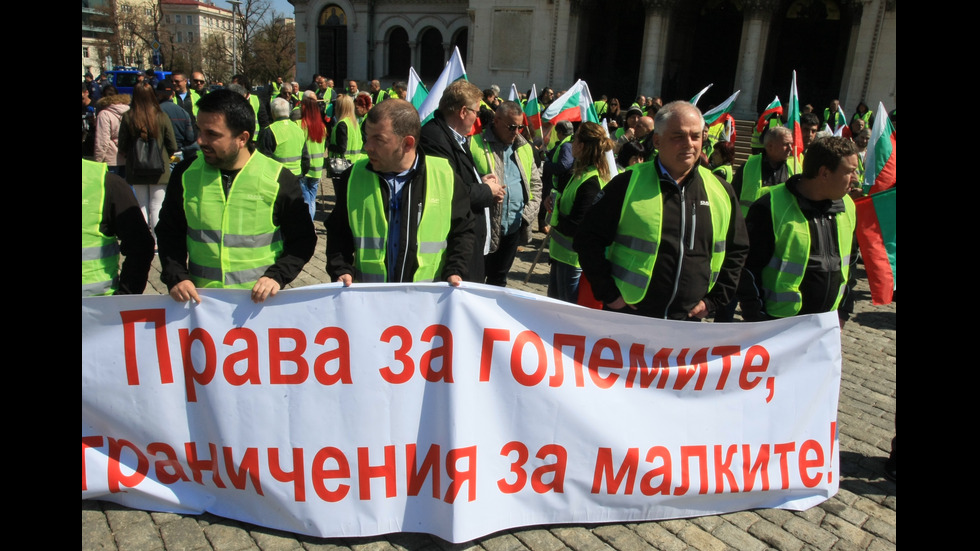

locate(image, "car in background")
(104, 67), (172, 95)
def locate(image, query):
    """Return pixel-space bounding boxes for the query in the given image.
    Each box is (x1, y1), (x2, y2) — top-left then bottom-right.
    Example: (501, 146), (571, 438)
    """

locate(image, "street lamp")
(228, 0), (241, 76)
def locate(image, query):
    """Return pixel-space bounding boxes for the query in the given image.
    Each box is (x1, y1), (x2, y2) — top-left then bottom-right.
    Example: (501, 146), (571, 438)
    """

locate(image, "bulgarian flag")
(690, 83), (713, 106)
(407, 67), (428, 112)
(785, 71), (804, 172)
(703, 89), (740, 125)
(417, 46), (468, 125)
(508, 83), (520, 102)
(863, 101), (896, 195)
(854, 187), (896, 305)
(524, 83), (543, 140)
(542, 79), (599, 124)
(757, 96), (782, 133)
(834, 104), (848, 134)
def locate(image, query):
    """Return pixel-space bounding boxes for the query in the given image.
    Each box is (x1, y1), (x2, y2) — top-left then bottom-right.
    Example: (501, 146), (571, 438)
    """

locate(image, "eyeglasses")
(463, 106), (479, 114)
(191, 79), (205, 84)
(507, 124), (526, 131)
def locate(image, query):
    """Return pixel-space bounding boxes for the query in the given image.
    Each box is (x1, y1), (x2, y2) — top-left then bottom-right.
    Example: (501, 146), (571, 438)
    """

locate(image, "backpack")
(128, 127), (165, 178)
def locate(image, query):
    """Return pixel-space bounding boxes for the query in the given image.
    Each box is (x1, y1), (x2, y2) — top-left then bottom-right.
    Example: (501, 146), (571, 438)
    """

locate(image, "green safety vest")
(301, 123), (326, 179)
(173, 89), (202, 117)
(268, 119), (306, 176)
(346, 156), (455, 282)
(594, 100), (608, 117)
(469, 133), (536, 201)
(751, 116), (781, 149)
(82, 159), (120, 296)
(330, 118), (364, 162)
(549, 167), (605, 267)
(550, 135), (572, 187)
(248, 95), (261, 139)
(270, 81), (282, 97)
(762, 184), (855, 317)
(739, 153), (795, 216)
(181, 152), (283, 288)
(607, 163), (731, 304)
(712, 164), (733, 184)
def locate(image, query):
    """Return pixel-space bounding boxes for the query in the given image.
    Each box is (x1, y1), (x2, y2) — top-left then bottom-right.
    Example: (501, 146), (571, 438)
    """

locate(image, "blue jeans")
(548, 259), (581, 303)
(299, 176), (319, 221)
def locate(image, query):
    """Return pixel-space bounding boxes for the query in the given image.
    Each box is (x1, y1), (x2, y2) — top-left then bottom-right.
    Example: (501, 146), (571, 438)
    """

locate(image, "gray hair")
(555, 120), (574, 136)
(653, 101), (704, 136)
(764, 125), (792, 145)
(495, 100), (523, 119)
(270, 97), (291, 119)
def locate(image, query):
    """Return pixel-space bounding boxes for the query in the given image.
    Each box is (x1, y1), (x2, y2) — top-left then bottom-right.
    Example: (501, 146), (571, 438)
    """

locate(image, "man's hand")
(606, 296), (637, 311)
(484, 174), (505, 203)
(170, 280), (201, 304)
(688, 300), (709, 319)
(251, 276), (281, 303)
(338, 274), (353, 287)
(447, 275), (462, 287)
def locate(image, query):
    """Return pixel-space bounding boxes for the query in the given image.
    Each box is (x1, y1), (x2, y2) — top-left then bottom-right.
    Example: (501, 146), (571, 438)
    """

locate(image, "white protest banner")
(82, 284), (841, 543)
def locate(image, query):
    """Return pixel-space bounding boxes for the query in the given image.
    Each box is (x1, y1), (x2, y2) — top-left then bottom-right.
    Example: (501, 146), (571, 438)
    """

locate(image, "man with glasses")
(420, 80), (504, 282)
(190, 72), (209, 101)
(469, 101), (542, 287)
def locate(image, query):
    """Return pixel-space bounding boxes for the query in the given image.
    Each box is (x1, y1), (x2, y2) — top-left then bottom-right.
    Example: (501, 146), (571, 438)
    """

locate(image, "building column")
(409, 41), (419, 69)
(637, 0), (677, 99)
(732, 0), (780, 119)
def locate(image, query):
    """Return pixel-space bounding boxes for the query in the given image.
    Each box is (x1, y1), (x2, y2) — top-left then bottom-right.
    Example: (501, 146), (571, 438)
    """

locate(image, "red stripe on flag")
(549, 107), (583, 124)
(854, 195), (894, 305)
(869, 133), (897, 194)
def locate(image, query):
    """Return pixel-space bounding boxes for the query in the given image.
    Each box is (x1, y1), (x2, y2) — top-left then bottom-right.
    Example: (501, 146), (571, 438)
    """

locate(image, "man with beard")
(156, 89), (316, 304)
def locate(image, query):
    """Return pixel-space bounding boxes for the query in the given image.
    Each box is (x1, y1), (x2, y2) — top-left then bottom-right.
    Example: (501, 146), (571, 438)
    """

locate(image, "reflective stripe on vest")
(762, 184), (856, 317)
(82, 159), (120, 296)
(269, 119), (306, 176)
(330, 119), (364, 162)
(182, 152), (283, 288)
(302, 121), (327, 179)
(740, 154), (795, 216)
(608, 164), (730, 304)
(713, 164), (733, 184)
(346, 156), (455, 282)
(549, 167), (604, 267)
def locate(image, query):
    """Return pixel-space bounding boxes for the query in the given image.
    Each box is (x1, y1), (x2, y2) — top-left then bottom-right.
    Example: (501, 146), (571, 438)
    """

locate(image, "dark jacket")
(420, 111), (494, 281)
(326, 149), (476, 283)
(740, 175), (857, 322)
(574, 157), (749, 320)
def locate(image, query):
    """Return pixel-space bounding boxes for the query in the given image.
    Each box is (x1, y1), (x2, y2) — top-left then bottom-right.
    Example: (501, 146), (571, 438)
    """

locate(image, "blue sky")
(214, 0), (295, 20)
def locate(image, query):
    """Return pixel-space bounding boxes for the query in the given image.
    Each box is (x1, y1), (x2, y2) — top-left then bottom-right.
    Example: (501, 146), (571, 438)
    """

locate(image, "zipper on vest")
(665, 186), (687, 318)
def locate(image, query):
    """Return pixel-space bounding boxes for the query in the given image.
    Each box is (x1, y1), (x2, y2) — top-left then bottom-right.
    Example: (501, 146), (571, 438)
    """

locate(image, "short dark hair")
(802, 136), (857, 178)
(366, 98), (421, 142)
(196, 89), (256, 139)
(800, 112), (820, 128)
(231, 73), (250, 90)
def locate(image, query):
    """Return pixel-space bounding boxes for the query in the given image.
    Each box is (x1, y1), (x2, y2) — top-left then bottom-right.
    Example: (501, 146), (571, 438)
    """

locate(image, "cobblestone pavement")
(84, 178), (896, 551)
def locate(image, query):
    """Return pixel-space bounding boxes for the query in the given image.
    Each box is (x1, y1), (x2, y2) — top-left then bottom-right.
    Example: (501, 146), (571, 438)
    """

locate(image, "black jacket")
(419, 111), (494, 281)
(325, 149), (476, 282)
(740, 175), (856, 321)
(574, 157), (749, 320)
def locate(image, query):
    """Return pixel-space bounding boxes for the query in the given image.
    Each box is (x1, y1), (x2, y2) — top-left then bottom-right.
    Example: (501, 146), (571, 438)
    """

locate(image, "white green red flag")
(703, 90), (740, 125)
(785, 71), (803, 172)
(542, 79), (599, 124)
(417, 46), (468, 125)
(834, 105), (848, 134)
(407, 67), (428, 113)
(854, 187), (896, 305)
(508, 83), (520, 102)
(690, 83), (713, 106)
(757, 96), (782, 133)
(862, 102), (896, 195)
(524, 84), (543, 139)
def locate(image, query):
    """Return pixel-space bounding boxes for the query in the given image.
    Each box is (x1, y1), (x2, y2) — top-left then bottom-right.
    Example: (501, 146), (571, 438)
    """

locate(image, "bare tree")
(230, 0), (272, 80)
(112, 0), (164, 68)
(251, 11), (296, 84)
